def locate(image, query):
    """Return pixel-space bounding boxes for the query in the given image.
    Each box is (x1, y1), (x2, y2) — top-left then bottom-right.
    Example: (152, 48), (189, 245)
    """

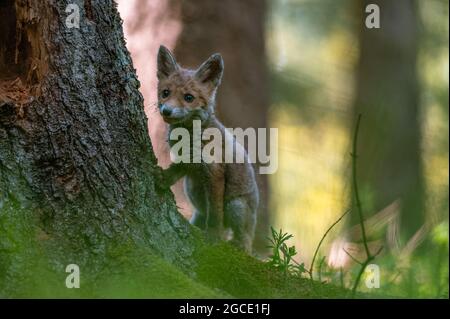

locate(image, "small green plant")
(266, 227), (308, 277)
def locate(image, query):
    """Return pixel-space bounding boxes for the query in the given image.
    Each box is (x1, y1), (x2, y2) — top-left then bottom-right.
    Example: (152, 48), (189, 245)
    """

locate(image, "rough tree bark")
(0, 0), (196, 293)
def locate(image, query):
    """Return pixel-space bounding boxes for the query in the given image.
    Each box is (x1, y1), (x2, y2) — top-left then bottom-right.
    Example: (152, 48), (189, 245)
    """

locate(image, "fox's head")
(156, 45), (224, 125)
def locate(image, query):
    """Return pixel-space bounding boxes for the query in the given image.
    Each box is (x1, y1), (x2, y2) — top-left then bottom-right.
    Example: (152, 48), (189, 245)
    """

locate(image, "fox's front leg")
(155, 162), (188, 191)
(204, 167), (225, 242)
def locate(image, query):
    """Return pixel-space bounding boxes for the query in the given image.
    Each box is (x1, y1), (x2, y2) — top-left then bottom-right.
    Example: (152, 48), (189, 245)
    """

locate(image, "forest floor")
(75, 242), (351, 298)
(88, 243), (352, 299)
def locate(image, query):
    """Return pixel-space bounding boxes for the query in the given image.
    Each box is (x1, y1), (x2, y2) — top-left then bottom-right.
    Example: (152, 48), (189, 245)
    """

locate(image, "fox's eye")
(162, 89), (170, 98)
(184, 93), (195, 103)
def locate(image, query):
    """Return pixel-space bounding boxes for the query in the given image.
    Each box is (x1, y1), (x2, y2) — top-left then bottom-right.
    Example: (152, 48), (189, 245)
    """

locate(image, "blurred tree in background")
(266, 0), (448, 296)
(352, 0), (425, 247)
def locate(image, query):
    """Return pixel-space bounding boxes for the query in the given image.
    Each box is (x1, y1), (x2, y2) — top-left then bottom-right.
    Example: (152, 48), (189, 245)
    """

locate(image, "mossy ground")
(1, 239), (350, 298)
(0, 198), (348, 298)
(88, 242), (349, 298)
(194, 242), (348, 298)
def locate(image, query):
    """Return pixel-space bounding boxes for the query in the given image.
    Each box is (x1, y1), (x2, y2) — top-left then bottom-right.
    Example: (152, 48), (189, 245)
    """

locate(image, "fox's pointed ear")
(195, 53), (224, 87)
(157, 45), (178, 80)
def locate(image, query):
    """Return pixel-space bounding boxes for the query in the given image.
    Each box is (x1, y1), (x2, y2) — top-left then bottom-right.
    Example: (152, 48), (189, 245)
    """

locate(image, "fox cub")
(156, 45), (259, 252)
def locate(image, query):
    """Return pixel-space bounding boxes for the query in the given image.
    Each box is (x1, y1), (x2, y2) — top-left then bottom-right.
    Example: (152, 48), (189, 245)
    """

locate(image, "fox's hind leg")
(225, 197), (256, 253)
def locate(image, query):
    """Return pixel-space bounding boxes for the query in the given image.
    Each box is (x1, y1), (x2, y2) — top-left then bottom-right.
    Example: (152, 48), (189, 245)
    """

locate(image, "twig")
(350, 114), (383, 297)
(343, 247), (363, 265)
(309, 208), (351, 280)
(351, 114), (370, 257)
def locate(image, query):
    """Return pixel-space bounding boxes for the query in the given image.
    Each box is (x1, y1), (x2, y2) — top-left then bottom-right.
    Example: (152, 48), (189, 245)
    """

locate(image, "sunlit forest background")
(117, 0), (449, 298)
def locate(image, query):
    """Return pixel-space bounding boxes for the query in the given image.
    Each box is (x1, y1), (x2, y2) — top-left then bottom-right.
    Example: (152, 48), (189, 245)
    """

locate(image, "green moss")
(0, 196), (350, 298)
(93, 254), (226, 298)
(0, 240), (227, 298)
(194, 242), (349, 298)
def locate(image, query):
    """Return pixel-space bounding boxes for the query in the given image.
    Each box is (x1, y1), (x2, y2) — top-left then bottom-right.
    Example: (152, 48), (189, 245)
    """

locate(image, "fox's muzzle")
(159, 103), (189, 124)
(160, 105), (172, 117)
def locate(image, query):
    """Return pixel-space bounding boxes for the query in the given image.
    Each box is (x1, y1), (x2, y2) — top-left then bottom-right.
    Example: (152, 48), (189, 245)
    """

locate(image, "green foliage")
(266, 227), (307, 277)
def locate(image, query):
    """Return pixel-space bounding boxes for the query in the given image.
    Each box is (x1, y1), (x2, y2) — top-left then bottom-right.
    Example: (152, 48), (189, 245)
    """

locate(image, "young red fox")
(156, 45), (259, 252)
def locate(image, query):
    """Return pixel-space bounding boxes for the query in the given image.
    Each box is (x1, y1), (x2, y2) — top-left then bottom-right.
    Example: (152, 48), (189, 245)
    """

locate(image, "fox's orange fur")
(156, 46), (259, 252)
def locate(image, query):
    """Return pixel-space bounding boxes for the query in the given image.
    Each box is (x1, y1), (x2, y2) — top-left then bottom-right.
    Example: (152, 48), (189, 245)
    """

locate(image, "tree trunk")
(352, 0), (424, 245)
(0, 0), (196, 293)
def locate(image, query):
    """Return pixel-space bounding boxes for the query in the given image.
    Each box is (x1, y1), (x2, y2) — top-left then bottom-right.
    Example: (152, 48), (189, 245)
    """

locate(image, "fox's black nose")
(161, 106), (172, 117)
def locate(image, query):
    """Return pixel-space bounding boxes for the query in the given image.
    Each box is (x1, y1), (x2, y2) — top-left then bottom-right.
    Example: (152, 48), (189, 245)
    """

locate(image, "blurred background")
(117, 0), (448, 297)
